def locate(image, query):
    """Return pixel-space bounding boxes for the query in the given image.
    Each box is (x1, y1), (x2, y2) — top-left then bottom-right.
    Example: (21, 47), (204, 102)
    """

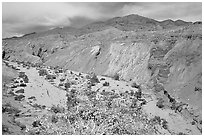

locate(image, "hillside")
(2, 14), (202, 135)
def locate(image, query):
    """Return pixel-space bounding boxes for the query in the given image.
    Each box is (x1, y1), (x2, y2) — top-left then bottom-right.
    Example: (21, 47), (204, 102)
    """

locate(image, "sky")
(2, 2), (202, 38)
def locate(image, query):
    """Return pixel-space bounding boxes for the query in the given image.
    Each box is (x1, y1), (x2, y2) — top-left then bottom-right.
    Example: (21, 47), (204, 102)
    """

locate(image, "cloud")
(121, 2), (202, 21)
(2, 2), (202, 38)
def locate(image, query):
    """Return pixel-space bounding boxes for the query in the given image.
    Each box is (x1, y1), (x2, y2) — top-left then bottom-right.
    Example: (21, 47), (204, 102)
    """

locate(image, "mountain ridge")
(3, 14), (200, 40)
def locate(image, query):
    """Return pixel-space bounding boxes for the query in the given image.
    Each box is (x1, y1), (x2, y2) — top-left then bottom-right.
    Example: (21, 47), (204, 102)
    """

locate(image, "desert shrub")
(2, 103), (21, 115)
(14, 94), (25, 101)
(151, 116), (161, 124)
(163, 90), (168, 95)
(85, 90), (97, 99)
(130, 98), (138, 108)
(90, 73), (100, 84)
(66, 92), (79, 109)
(58, 83), (64, 86)
(103, 81), (109, 86)
(60, 78), (65, 82)
(131, 82), (140, 89)
(16, 121), (26, 130)
(46, 74), (56, 80)
(161, 119), (168, 129)
(168, 95), (176, 103)
(31, 103), (43, 109)
(65, 82), (71, 90)
(11, 84), (18, 88)
(112, 73), (120, 81)
(134, 91), (142, 99)
(23, 75), (29, 83)
(32, 120), (41, 127)
(38, 69), (48, 76)
(2, 125), (10, 134)
(51, 115), (58, 123)
(156, 98), (165, 108)
(100, 78), (106, 81)
(51, 105), (65, 113)
(58, 69), (63, 73)
(19, 72), (25, 77)
(154, 83), (164, 92)
(178, 132), (186, 135)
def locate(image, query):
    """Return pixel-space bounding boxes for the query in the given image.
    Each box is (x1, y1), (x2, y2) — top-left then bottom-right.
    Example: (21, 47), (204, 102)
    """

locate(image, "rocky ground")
(2, 60), (202, 135)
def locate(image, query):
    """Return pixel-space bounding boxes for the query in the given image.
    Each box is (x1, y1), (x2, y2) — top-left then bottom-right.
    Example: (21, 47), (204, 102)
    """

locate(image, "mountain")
(2, 14), (202, 134)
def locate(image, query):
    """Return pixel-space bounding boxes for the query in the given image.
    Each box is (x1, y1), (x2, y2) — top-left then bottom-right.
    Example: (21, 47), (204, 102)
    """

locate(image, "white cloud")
(2, 2), (202, 38)
(121, 2), (202, 21)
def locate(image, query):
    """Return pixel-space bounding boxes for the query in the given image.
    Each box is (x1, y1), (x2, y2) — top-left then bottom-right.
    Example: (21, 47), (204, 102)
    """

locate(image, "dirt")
(2, 60), (202, 135)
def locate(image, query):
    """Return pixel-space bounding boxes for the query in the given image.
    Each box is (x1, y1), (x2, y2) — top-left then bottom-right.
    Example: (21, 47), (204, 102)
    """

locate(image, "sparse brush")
(90, 73), (100, 84)
(38, 69), (48, 76)
(51, 105), (65, 113)
(112, 73), (120, 81)
(156, 98), (165, 108)
(103, 81), (109, 86)
(51, 115), (58, 123)
(65, 82), (71, 89)
(131, 82), (140, 89)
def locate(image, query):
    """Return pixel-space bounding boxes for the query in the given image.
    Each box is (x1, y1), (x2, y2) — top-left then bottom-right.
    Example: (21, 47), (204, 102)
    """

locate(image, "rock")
(28, 96), (36, 100)
(15, 89), (24, 94)
(19, 83), (26, 87)
(2, 125), (10, 134)
(14, 95), (25, 101)
(156, 98), (165, 108)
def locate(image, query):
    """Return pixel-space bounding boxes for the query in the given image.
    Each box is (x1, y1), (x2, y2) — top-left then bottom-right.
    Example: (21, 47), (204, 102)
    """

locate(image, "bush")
(2, 103), (21, 115)
(65, 82), (71, 90)
(2, 125), (9, 134)
(51, 105), (65, 113)
(161, 119), (168, 129)
(103, 81), (110, 86)
(14, 94), (25, 101)
(51, 115), (58, 123)
(38, 69), (48, 76)
(112, 73), (120, 81)
(23, 76), (29, 83)
(100, 78), (106, 81)
(131, 82), (140, 89)
(46, 75), (56, 80)
(32, 120), (41, 127)
(90, 73), (100, 84)
(156, 98), (165, 108)
(86, 73), (100, 86)
(154, 83), (164, 92)
(58, 83), (64, 87)
(60, 78), (65, 82)
(151, 116), (161, 124)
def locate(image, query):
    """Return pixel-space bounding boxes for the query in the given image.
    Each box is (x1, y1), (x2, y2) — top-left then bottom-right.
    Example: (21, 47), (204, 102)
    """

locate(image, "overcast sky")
(2, 2), (202, 38)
